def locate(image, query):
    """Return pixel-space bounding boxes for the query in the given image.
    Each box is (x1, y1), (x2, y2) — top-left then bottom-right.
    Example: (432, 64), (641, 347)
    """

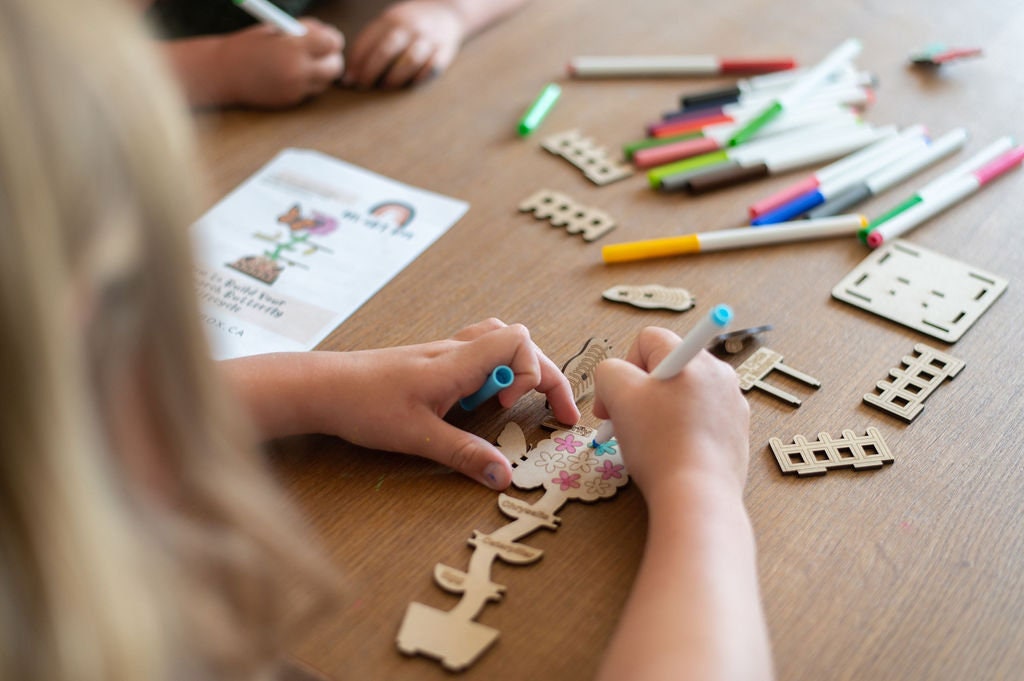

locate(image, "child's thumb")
(419, 420), (513, 491)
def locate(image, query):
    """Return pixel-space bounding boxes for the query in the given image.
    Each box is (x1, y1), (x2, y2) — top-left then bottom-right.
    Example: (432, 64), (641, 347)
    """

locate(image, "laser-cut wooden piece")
(736, 347), (820, 406)
(396, 423), (629, 670)
(863, 343), (965, 421)
(712, 324), (773, 354)
(541, 129), (634, 185)
(602, 284), (696, 311)
(518, 189), (617, 241)
(541, 337), (613, 431)
(831, 239), (1008, 343)
(769, 428), (894, 476)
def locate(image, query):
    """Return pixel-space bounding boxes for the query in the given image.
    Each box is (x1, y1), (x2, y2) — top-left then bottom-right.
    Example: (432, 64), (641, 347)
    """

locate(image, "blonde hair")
(0, 2), (333, 680)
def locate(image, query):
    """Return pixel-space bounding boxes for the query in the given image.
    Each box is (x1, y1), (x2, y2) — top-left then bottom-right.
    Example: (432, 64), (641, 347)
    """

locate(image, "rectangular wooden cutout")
(831, 239), (1008, 342)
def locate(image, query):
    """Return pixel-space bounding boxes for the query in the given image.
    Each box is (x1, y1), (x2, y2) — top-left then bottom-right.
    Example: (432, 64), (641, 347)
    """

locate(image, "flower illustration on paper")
(552, 471), (581, 491)
(596, 460), (624, 481)
(567, 449), (596, 474)
(534, 450), (566, 474)
(554, 434), (583, 454)
(593, 439), (618, 456)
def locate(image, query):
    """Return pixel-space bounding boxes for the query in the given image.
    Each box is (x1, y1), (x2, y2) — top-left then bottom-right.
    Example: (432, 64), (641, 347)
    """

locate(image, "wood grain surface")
(193, 1), (1024, 679)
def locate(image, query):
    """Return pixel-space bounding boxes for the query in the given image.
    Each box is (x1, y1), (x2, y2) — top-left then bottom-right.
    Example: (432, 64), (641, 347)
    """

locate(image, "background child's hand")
(343, 0), (464, 89)
(592, 327), (750, 496)
(210, 18), (344, 107)
(223, 319), (579, 490)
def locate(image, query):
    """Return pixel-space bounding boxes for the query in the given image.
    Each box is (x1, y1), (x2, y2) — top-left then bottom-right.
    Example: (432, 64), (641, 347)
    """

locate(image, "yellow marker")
(601, 214), (867, 263)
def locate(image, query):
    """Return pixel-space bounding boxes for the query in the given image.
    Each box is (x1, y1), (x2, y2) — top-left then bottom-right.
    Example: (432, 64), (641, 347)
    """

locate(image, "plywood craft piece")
(518, 189), (617, 241)
(602, 284), (696, 311)
(769, 427), (894, 476)
(831, 239), (1008, 343)
(863, 343), (965, 421)
(396, 423), (630, 670)
(541, 337), (613, 430)
(736, 347), (821, 406)
(712, 324), (773, 354)
(541, 129), (634, 185)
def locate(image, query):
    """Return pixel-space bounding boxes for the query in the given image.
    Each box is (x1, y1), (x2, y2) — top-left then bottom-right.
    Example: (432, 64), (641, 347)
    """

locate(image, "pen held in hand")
(591, 304), (733, 446)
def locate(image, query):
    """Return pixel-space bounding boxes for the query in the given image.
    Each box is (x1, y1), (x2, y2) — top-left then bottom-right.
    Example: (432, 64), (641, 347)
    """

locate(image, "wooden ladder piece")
(540, 129), (634, 186)
(863, 343), (965, 421)
(769, 427), (894, 476)
(518, 189), (617, 241)
(736, 347), (821, 406)
(397, 423), (630, 671)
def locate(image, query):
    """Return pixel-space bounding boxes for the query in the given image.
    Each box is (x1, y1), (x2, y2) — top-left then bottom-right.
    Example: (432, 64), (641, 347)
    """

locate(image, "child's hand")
(213, 18), (344, 107)
(343, 0), (464, 89)
(296, 319), (579, 489)
(592, 327), (750, 496)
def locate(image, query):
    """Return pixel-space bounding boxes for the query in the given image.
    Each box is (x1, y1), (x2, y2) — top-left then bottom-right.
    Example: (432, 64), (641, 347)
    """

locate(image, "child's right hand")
(213, 18), (344, 107)
(592, 327), (750, 497)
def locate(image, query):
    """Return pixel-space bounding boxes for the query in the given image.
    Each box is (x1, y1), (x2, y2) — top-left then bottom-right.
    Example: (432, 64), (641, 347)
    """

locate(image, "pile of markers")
(566, 38), (1024, 263)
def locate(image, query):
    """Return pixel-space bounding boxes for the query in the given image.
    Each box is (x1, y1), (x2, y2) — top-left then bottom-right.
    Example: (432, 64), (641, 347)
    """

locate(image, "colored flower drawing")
(552, 471), (581, 491)
(593, 439), (618, 456)
(554, 434), (583, 454)
(596, 460), (624, 480)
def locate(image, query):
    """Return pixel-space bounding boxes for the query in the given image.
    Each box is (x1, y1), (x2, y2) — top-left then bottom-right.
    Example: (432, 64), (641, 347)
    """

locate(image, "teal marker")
(518, 83), (561, 137)
(459, 365), (515, 411)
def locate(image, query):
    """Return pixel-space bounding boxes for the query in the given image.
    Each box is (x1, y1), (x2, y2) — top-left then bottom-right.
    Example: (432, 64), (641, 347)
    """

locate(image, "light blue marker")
(459, 365), (515, 411)
(592, 304), (733, 445)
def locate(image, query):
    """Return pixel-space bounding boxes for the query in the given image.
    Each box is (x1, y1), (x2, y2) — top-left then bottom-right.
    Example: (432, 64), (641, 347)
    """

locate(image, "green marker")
(857, 196), (921, 243)
(857, 136), (1017, 243)
(726, 38), (862, 147)
(518, 83), (561, 137)
(647, 150), (730, 188)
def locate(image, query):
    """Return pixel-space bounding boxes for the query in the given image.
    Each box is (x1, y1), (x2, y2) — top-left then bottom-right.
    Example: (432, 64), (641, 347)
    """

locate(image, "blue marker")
(459, 365), (515, 411)
(591, 304), (733, 446)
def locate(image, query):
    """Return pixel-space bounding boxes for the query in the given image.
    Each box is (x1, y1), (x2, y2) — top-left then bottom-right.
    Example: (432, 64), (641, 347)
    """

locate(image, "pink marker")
(748, 127), (911, 218)
(866, 145), (1024, 248)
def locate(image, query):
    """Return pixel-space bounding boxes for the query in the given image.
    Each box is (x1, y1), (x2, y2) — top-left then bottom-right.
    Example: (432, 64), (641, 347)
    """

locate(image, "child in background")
(146, 0), (529, 108)
(0, 1), (773, 681)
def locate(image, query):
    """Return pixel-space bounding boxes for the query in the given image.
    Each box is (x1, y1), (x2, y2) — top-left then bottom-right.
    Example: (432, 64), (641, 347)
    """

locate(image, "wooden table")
(194, 1), (1024, 679)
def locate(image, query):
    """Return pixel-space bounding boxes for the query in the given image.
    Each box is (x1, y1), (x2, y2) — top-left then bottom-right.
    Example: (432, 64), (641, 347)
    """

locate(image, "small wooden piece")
(736, 347), (820, 406)
(396, 424), (629, 670)
(863, 343), (965, 421)
(518, 189), (617, 241)
(541, 337), (613, 430)
(769, 427), (894, 476)
(602, 284), (695, 311)
(831, 239), (1008, 343)
(540, 129), (634, 185)
(711, 324), (773, 354)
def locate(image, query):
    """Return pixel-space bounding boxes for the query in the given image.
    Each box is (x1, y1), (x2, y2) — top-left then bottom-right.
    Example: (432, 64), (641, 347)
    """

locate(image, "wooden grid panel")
(863, 343), (965, 421)
(769, 427), (894, 476)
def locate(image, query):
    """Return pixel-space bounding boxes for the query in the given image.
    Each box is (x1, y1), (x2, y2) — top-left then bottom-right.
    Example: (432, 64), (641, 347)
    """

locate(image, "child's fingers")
(591, 357), (647, 420)
(450, 318), (507, 342)
(344, 19), (390, 78)
(416, 416), (513, 490)
(381, 37), (435, 88)
(301, 19), (344, 57)
(308, 52), (345, 88)
(623, 326), (683, 372)
(354, 27), (412, 88)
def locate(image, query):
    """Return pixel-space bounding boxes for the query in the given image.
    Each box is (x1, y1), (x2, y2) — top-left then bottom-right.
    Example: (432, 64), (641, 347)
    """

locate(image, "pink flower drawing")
(551, 470), (581, 491)
(596, 460), (624, 480)
(554, 434), (583, 454)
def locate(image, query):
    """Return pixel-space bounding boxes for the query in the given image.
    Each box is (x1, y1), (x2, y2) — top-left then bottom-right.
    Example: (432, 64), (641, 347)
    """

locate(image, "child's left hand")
(222, 319), (579, 490)
(342, 0), (464, 89)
